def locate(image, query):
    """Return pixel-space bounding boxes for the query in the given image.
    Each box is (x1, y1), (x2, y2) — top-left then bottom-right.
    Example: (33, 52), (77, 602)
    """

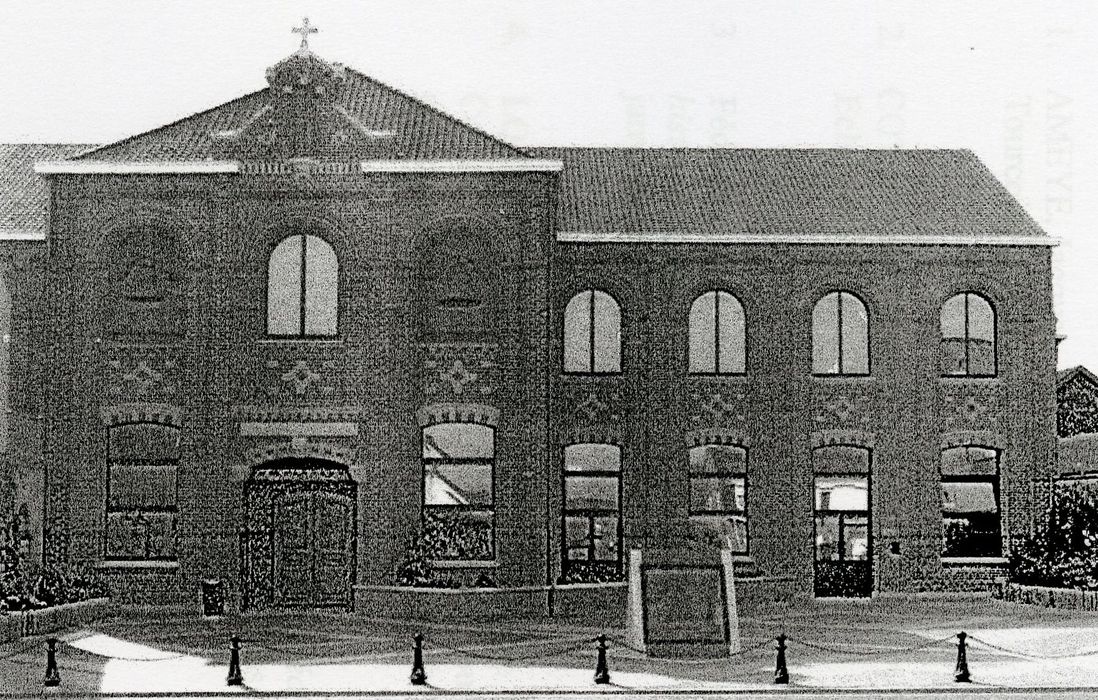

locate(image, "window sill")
(811, 374), (874, 382)
(939, 376), (1000, 384)
(256, 337), (345, 345)
(430, 560), (499, 569)
(942, 556), (1008, 566)
(95, 560), (180, 570)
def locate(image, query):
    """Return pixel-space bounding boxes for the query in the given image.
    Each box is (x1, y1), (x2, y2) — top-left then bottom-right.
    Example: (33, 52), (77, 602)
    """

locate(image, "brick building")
(0, 45), (1057, 612)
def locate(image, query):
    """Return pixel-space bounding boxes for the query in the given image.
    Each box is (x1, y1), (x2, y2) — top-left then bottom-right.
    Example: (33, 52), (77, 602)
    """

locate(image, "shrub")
(1011, 482), (1098, 590)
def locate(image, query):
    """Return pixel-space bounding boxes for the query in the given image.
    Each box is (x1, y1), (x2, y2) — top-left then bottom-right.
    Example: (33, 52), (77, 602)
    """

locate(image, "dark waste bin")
(200, 579), (224, 617)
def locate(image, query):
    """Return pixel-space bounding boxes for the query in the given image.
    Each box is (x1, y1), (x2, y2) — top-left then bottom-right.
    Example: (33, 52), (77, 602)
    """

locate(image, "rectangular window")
(106, 424), (180, 560)
(941, 446), (1001, 557)
(688, 444), (748, 554)
(561, 443), (623, 582)
(421, 423), (495, 561)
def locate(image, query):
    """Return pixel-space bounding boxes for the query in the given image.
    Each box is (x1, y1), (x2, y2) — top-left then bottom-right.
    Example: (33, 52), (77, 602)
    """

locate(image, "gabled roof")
(1058, 365), (1098, 388)
(75, 64), (529, 162)
(530, 147), (1048, 241)
(0, 143), (97, 238)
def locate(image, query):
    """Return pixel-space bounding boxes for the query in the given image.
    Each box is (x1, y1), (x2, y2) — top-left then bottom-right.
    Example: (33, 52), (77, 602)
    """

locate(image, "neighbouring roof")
(0, 143), (96, 238)
(1058, 365), (1098, 387)
(74, 63), (529, 163)
(530, 147), (1047, 240)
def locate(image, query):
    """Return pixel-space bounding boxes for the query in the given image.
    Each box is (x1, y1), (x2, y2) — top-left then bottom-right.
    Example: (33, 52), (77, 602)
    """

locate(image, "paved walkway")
(3, 597), (1098, 694)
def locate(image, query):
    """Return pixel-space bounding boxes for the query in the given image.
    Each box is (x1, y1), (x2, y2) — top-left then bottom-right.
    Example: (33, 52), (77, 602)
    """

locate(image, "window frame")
(940, 446), (1002, 558)
(563, 289), (622, 375)
(812, 290), (871, 377)
(104, 422), (180, 562)
(940, 292), (997, 378)
(420, 422), (497, 561)
(687, 290), (746, 376)
(687, 443), (749, 555)
(561, 443), (624, 575)
(265, 233), (340, 339)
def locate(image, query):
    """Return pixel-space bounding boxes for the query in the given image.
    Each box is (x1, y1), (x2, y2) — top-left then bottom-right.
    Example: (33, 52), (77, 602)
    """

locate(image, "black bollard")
(593, 634), (611, 685)
(954, 631), (971, 683)
(227, 635), (243, 686)
(773, 633), (789, 685)
(410, 633), (427, 686)
(43, 638), (61, 687)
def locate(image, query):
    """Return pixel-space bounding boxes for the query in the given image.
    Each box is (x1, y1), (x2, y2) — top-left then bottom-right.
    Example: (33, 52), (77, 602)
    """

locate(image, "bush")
(1011, 483), (1098, 590)
(0, 565), (109, 612)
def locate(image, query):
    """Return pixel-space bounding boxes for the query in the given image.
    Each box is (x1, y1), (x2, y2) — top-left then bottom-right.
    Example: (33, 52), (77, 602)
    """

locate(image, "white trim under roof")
(360, 159), (563, 173)
(0, 229), (45, 241)
(557, 231), (1058, 246)
(34, 160), (241, 174)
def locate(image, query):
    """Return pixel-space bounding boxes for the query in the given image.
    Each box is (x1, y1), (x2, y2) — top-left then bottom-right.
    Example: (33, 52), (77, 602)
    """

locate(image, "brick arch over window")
(940, 430), (1007, 452)
(416, 403), (500, 428)
(100, 403), (183, 428)
(417, 221), (500, 343)
(267, 233), (339, 337)
(686, 427), (749, 448)
(811, 429), (876, 450)
(562, 425), (623, 446)
(245, 442), (355, 467)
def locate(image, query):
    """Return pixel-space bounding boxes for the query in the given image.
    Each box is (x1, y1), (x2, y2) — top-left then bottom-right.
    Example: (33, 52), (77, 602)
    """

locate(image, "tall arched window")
(267, 234), (338, 337)
(941, 293), (996, 377)
(689, 290), (745, 374)
(564, 290), (621, 374)
(812, 291), (869, 376)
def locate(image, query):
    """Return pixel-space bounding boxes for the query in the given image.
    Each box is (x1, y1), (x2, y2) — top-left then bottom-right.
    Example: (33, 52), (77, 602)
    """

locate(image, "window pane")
(940, 294), (967, 375)
(943, 513), (1001, 557)
(692, 514), (748, 554)
(815, 476), (868, 511)
(967, 295), (994, 341)
(815, 514), (841, 561)
(303, 235), (338, 336)
(592, 291), (621, 373)
(812, 446), (870, 475)
(591, 515), (620, 561)
(109, 424), (180, 464)
(941, 481), (998, 514)
(813, 292), (840, 374)
(423, 423), (494, 459)
(106, 511), (176, 559)
(564, 443), (621, 472)
(565, 476), (619, 510)
(564, 516), (590, 560)
(424, 463), (492, 506)
(689, 445), (746, 474)
(843, 516), (869, 560)
(690, 476), (745, 513)
(688, 292), (716, 373)
(840, 293), (869, 374)
(268, 235), (303, 335)
(564, 291), (592, 373)
(108, 465), (177, 510)
(941, 446), (998, 476)
(717, 292), (746, 374)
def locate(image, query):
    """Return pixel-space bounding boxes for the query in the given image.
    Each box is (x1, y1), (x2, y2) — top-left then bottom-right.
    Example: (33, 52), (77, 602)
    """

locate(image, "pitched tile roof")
(529, 147), (1047, 239)
(0, 143), (96, 238)
(74, 66), (529, 162)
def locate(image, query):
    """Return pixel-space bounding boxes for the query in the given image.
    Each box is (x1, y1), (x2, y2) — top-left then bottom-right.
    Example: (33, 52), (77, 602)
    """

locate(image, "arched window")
(941, 293), (996, 377)
(421, 423), (495, 561)
(419, 229), (498, 342)
(267, 234), (338, 337)
(940, 446), (1001, 557)
(105, 423), (181, 561)
(688, 444), (747, 553)
(689, 291), (745, 374)
(564, 290), (621, 374)
(561, 443), (622, 582)
(812, 291), (869, 376)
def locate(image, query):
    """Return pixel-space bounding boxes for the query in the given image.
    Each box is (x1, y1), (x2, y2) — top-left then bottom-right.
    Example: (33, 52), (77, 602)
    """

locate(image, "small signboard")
(626, 547), (739, 658)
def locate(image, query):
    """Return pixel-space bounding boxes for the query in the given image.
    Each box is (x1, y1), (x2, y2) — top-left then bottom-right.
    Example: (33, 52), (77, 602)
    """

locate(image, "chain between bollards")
(43, 637), (61, 687)
(226, 635), (243, 687)
(593, 633), (611, 685)
(773, 633), (789, 684)
(954, 631), (971, 683)
(410, 632), (427, 686)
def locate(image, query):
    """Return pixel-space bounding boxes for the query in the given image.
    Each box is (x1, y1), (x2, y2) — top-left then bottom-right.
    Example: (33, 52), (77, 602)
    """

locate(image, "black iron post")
(43, 637), (60, 687)
(410, 633), (427, 686)
(774, 633), (789, 684)
(954, 631), (971, 683)
(593, 634), (611, 685)
(227, 635), (243, 686)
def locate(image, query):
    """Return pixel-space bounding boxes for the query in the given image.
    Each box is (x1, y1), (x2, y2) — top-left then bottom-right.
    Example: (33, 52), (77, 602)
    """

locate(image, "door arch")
(241, 458), (357, 610)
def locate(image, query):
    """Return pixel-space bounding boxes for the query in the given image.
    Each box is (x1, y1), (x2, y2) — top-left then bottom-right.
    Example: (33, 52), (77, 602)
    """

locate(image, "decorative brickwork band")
(99, 402), (183, 427)
(685, 428), (749, 448)
(415, 403), (500, 428)
(941, 430), (1006, 450)
(810, 428), (875, 449)
(244, 441), (355, 466)
(563, 425), (623, 446)
(232, 405), (363, 422)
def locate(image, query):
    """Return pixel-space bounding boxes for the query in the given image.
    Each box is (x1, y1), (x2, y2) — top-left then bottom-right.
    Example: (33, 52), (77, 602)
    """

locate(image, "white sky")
(2, 1), (1095, 370)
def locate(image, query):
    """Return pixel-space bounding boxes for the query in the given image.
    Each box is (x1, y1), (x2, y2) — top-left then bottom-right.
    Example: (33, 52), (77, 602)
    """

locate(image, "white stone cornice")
(360, 159), (563, 173)
(34, 160), (241, 175)
(557, 231), (1058, 246)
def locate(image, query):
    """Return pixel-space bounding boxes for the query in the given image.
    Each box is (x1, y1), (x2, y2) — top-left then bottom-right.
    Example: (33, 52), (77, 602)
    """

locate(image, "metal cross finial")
(292, 17), (318, 50)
